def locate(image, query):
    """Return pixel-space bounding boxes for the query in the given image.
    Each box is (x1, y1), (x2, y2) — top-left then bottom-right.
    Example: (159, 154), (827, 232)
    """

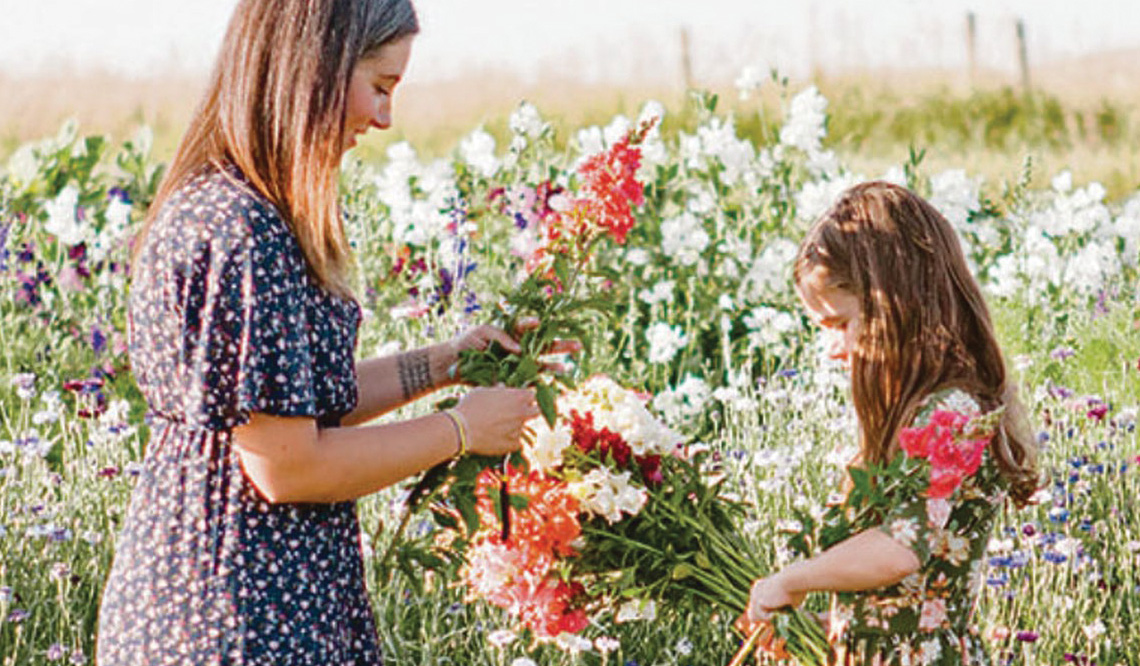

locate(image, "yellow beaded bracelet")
(442, 409), (469, 458)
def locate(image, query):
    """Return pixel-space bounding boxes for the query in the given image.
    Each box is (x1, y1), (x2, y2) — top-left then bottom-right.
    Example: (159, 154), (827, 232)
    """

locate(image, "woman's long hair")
(793, 181), (1038, 505)
(133, 0), (418, 298)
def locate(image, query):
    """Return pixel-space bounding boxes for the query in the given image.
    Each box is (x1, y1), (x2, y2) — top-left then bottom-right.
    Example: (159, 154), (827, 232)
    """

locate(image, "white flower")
(11, 373), (37, 400)
(675, 637), (694, 656)
(487, 629), (518, 648)
(615, 598), (656, 623)
(638, 281), (674, 306)
(740, 238), (798, 300)
(1062, 240), (1119, 298)
(570, 468), (647, 523)
(743, 306), (799, 351)
(929, 169), (982, 231)
(524, 421), (572, 473)
(660, 213), (709, 267)
(509, 101), (545, 139)
(795, 173), (860, 223)
(555, 633), (593, 653)
(918, 637), (943, 664)
(1052, 170), (1073, 193)
(734, 65), (764, 100)
(458, 128), (499, 177)
(779, 86), (828, 154)
(594, 636), (621, 654)
(44, 184), (86, 246)
(510, 658), (538, 666)
(1083, 619), (1106, 641)
(645, 322), (688, 365)
(652, 375), (711, 425)
(625, 248), (651, 266)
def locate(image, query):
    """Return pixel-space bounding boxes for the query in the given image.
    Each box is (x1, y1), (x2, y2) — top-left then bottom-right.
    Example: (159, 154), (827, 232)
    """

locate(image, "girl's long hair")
(133, 0), (418, 298)
(794, 181), (1038, 506)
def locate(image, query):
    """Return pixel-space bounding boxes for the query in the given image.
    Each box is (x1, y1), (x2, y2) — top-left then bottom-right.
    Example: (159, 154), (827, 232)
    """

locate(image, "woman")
(744, 182), (1038, 664)
(97, 1), (552, 663)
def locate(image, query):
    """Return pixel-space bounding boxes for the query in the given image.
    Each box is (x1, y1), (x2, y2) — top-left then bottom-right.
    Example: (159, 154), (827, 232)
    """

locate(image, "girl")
(745, 181), (1038, 664)
(97, 1), (562, 663)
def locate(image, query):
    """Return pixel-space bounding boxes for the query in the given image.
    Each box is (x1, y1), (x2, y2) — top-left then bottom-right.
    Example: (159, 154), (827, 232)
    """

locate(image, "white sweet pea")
(44, 184), (85, 246)
(645, 323), (688, 365)
(459, 128), (499, 178)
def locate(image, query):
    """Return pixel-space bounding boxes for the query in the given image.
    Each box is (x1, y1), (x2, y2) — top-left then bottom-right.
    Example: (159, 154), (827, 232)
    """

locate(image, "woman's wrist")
(440, 408), (469, 458)
(429, 341), (460, 388)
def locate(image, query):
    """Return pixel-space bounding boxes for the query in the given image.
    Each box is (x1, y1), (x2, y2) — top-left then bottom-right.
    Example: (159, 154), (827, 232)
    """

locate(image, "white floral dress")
(830, 389), (1006, 665)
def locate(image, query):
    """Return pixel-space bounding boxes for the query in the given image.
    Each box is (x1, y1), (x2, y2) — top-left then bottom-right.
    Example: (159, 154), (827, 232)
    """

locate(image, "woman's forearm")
(344, 341), (458, 425)
(779, 529), (921, 595)
(235, 411), (461, 503)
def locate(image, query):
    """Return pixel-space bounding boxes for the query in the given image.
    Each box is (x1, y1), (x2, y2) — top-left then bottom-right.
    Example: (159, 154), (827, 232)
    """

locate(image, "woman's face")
(797, 265), (861, 368)
(343, 35), (414, 154)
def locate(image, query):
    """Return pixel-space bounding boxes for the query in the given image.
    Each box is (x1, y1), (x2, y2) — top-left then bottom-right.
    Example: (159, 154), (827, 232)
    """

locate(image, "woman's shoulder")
(157, 166), (287, 238)
(147, 165), (298, 262)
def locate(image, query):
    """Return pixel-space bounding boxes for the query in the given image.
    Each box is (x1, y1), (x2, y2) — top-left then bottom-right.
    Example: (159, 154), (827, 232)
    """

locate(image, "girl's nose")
(374, 98), (392, 130)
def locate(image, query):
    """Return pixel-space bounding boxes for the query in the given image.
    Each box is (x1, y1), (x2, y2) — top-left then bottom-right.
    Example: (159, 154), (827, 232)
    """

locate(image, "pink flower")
(917, 598), (948, 631)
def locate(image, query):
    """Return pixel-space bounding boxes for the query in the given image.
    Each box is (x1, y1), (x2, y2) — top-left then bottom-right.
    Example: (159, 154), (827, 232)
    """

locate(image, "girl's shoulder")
(911, 387), (1003, 440)
(913, 388), (980, 424)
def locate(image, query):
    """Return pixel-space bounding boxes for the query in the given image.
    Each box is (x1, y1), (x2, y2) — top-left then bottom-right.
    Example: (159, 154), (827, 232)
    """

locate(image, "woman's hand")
(454, 387), (541, 456)
(747, 572), (807, 623)
(446, 317), (583, 382)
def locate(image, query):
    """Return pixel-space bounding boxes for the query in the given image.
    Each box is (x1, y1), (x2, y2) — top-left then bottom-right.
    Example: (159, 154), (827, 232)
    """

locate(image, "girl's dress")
(831, 389), (1006, 665)
(97, 167), (382, 665)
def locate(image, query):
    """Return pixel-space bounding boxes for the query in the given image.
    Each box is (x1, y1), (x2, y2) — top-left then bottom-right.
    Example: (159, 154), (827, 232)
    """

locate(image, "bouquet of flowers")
(449, 374), (764, 639)
(378, 119), (659, 584)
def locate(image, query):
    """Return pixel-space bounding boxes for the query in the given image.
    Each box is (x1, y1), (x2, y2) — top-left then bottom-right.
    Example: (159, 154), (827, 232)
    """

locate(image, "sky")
(2, 0), (1138, 85)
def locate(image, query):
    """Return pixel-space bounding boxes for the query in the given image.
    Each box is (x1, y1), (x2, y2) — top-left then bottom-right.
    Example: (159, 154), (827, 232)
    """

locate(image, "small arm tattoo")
(397, 349), (433, 400)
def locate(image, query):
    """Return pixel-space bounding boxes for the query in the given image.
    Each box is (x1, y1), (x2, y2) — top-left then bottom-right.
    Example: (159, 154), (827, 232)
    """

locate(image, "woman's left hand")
(747, 572), (806, 623)
(447, 317), (582, 379)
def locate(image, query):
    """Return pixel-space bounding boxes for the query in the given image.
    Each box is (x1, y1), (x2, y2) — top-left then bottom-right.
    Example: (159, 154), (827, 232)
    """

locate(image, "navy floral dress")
(97, 167), (382, 665)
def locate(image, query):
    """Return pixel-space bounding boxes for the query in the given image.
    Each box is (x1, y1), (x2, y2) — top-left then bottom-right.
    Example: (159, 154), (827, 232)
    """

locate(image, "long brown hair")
(134, 0), (418, 298)
(793, 181), (1038, 505)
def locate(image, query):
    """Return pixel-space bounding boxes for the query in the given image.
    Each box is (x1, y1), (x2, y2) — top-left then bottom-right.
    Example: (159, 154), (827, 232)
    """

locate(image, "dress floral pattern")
(97, 167), (381, 665)
(831, 389), (1006, 665)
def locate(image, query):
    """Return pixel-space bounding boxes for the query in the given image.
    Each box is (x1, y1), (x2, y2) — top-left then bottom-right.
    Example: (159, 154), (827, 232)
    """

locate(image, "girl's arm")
(747, 528), (920, 620)
(233, 386), (539, 504)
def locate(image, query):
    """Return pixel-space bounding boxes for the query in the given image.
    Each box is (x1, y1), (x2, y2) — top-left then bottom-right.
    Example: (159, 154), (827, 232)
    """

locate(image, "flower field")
(2, 81), (1139, 665)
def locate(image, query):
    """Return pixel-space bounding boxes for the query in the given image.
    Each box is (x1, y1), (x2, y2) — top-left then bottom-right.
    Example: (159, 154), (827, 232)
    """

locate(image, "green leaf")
(536, 381), (558, 428)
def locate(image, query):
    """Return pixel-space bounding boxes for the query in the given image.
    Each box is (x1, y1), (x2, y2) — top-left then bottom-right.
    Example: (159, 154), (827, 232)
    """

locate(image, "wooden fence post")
(966, 12), (978, 86)
(1016, 18), (1031, 92)
(679, 26), (694, 91)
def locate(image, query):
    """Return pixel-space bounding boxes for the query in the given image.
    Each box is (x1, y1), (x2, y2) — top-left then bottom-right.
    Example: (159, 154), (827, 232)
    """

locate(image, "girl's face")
(797, 265), (861, 368)
(343, 35), (414, 154)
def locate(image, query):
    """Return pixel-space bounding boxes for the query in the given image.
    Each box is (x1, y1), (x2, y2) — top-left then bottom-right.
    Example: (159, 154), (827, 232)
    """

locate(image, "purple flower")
(107, 187), (132, 205)
(1050, 346), (1076, 361)
(46, 643), (66, 661)
(69, 649), (87, 665)
(1014, 630), (1039, 643)
(90, 325), (107, 355)
(6, 608), (29, 623)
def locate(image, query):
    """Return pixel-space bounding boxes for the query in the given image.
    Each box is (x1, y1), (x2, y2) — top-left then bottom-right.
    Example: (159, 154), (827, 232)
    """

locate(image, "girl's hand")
(454, 387), (541, 456)
(747, 572), (806, 623)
